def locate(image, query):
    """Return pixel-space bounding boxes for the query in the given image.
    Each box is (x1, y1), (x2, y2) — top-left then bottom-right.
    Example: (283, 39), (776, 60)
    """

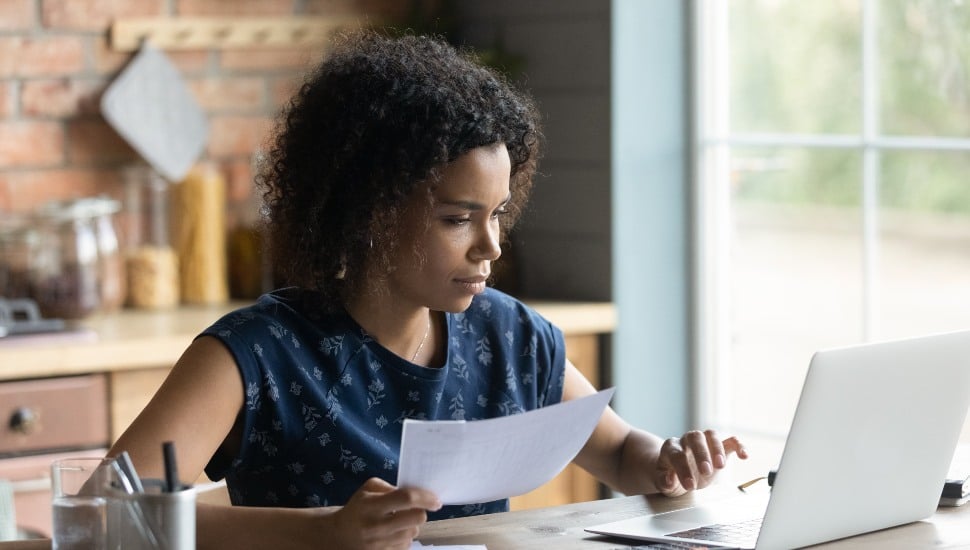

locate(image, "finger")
(358, 478), (441, 513)
(662, 436), (698, 490)
(656, 469), (685, 497)
(373, 511), (425, 550)
(346, 478), (394, 516)
(682, 430), (713, 477)
(379, 486), (443, 515)
(384, 507), (428, 530)
(357, 495), (430, 540)
(656, 439), (682, 493)
(722, 436), (749, 460)
(704, 429), (727, 469)
(361, 477), (396, 494)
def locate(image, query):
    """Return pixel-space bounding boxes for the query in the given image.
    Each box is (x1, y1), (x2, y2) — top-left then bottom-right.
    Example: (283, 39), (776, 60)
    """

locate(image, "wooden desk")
(416, 488), (970, 549)
(2, 487), (968, 549)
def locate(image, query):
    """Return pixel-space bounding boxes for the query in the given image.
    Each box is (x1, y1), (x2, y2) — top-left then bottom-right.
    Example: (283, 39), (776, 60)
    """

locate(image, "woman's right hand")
(327, 477), (442, 549)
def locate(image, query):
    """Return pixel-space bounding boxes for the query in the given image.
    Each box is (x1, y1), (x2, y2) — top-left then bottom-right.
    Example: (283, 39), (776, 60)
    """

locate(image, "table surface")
(415, 487), (970, 550)
(3, 485), (968, 549)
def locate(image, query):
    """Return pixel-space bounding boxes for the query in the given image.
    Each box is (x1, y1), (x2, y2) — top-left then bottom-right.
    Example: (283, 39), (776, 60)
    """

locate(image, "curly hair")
(258, 30), (542, 311)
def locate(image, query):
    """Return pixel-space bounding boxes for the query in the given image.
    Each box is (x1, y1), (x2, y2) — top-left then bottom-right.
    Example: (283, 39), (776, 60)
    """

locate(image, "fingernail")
(700, 461), (713, 475)
(683, 477), (694, 489)
(713, 454), (725, 468)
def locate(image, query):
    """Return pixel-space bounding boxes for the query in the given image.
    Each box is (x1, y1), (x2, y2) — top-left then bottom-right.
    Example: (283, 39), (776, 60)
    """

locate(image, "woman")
(109, 30), (746, 549)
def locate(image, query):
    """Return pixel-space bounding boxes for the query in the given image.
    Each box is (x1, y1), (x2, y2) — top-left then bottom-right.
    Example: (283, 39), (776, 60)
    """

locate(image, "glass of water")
(50, 457), (115, 550)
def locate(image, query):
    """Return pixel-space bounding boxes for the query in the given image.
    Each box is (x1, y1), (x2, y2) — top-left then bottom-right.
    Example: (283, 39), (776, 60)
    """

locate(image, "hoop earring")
(335, 254), (347, 280)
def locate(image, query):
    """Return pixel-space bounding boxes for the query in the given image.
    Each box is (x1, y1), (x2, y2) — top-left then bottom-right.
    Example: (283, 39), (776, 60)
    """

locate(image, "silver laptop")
(586, 330), (970, 549)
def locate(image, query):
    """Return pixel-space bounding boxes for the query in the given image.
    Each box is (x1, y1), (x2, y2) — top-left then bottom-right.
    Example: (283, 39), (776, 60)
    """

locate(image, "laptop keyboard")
(665, 516), (763, 547)
(629, 544), (729, 549)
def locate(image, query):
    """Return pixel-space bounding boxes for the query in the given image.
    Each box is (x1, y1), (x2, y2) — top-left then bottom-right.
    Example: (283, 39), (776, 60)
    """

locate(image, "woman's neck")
(345, 296), (439, 365)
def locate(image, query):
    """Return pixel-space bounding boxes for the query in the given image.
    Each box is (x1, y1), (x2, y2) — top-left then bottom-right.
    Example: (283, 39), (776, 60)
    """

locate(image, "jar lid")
(0, 211), (28, 229)
(36, 197), (121, 222)
(0, 212), (32, 240)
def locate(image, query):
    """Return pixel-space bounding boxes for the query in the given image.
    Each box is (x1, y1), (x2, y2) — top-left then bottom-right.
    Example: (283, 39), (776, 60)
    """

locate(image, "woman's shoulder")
(206, 287), (345, 335)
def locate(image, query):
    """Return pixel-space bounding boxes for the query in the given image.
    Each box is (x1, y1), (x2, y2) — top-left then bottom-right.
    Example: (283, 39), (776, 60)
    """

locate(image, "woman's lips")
(455, 276), (488, 294)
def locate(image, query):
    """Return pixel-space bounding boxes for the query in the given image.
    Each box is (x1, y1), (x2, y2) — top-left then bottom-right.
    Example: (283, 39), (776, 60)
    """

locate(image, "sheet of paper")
(410, 543), (486, 550)
(397, 387), (615, 505)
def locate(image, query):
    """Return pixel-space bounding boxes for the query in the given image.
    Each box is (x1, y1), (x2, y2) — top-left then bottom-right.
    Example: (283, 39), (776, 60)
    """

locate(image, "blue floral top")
(200, 286), (566, 520)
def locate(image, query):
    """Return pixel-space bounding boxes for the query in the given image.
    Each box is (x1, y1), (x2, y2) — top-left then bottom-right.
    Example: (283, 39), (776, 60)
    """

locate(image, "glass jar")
(88, 197), (125, 312)
(0, 213), (36, 299)
(228, 150), (271, 299)
(122, 164), (179, 309)
(30, 200), (102, 319)
(174, 162), (229, 305)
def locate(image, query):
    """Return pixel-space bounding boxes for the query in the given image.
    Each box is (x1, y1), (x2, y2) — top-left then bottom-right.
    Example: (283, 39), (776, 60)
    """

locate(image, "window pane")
(879, 151), (970, 337)
(880, 1), (970, 137)
(729, 148), (863, 435)
(729, 0), (861, 134)
(878, 150), (970, 441)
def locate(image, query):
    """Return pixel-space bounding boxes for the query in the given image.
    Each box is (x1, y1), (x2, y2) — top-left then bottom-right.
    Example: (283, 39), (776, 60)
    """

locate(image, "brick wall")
(0, 0), (411, 226)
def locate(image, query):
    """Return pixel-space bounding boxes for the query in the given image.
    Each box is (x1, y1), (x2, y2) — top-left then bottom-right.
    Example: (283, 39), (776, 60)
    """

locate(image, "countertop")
(0, 300), (616, 381)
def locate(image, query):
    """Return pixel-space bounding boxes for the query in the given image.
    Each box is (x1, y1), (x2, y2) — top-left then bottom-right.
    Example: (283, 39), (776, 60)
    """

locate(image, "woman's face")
(386, 143), (512, 313)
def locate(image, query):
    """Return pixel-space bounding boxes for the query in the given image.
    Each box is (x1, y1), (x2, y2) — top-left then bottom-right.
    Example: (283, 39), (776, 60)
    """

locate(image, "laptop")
(586, 330), (970, 549)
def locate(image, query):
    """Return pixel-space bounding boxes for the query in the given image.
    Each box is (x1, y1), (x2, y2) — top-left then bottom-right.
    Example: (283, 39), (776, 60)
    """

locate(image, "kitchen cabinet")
(0, 299), (616, 532)
(0, 376), (109, 537)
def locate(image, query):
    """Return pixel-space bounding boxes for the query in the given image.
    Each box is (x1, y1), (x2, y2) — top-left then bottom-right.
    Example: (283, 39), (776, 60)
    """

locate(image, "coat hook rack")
(109, 16), (364, 51)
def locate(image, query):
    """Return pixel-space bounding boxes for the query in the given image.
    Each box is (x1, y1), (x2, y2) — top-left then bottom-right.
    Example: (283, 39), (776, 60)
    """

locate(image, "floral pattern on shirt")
(202, 287), (565, 520)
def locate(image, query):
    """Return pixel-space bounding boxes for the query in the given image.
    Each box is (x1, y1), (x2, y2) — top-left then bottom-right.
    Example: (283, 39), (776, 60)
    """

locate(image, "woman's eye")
(447, 217), (471, 226)
(490, 209), (509, 220)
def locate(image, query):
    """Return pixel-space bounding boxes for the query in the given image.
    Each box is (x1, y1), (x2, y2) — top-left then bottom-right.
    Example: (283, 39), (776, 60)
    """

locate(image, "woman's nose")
(471, 222), (501, 262)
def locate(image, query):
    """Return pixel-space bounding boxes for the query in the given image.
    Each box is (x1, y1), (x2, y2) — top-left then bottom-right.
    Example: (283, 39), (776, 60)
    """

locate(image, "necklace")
(411, 318), (431, 362)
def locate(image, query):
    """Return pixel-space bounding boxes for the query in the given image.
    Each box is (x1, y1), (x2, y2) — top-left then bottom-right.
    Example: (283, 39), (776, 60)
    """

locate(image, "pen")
(117, 451), (145, 493)
(162, 441), (179, 493)
(110, 454), (162, 550)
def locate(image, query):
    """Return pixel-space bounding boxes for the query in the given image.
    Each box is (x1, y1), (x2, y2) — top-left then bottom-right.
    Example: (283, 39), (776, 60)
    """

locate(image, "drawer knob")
(9, 407), (39, 435)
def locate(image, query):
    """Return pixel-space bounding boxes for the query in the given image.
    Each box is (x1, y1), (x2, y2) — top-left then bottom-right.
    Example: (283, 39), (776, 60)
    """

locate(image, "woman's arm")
(565, 360), (747, 496)
(107, 336), (440, 550)
(108, 336), (243, 485)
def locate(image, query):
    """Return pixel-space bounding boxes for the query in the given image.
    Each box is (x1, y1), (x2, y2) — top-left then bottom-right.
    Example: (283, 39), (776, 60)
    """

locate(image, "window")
(693, 0), (970, 458)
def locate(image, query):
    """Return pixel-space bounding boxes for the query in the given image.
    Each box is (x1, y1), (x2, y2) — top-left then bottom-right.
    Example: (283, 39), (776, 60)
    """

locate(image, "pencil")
(162, 441), (179, 493)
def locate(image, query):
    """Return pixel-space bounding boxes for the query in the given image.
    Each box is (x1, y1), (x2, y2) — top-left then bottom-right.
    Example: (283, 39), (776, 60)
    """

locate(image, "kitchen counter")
(0, 300), (616, 381)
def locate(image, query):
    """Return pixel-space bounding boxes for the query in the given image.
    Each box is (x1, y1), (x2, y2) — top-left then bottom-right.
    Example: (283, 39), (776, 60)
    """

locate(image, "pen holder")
(110, 481), (195, 550)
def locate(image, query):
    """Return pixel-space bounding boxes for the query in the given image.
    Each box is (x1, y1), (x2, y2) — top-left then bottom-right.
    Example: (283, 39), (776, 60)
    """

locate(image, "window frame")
(690, 0), (970, 432)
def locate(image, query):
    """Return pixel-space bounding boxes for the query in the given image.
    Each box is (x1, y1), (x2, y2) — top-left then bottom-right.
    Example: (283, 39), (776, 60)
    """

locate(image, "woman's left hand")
(655, 430), (747, 496)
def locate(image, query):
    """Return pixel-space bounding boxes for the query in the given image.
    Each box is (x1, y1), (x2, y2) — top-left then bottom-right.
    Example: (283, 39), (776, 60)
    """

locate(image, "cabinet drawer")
(0, 375), (109, 455)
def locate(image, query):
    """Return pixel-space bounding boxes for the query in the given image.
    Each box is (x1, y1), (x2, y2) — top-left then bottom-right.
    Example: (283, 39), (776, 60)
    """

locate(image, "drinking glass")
(50, 457), (114, 550)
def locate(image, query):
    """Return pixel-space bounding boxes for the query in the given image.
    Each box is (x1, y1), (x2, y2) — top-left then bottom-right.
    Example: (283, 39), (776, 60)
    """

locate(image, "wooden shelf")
(109, 16), (364, 51)
(0, 301), (615, 381)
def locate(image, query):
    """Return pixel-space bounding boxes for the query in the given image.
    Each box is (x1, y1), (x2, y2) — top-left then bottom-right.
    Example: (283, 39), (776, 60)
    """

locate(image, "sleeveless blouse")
(200, 286), (566, 519)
